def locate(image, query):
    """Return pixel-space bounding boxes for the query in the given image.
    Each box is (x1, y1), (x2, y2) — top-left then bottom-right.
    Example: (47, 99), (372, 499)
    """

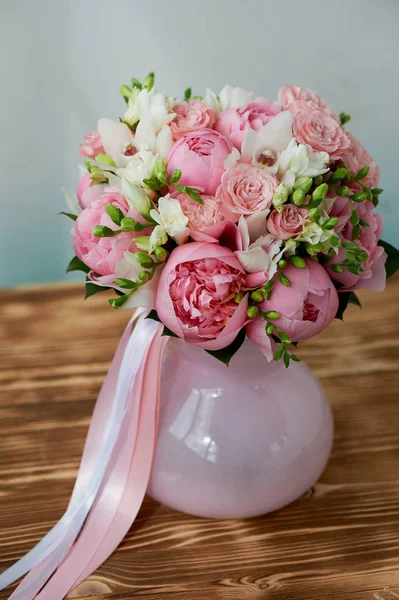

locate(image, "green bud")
(313, 175), (324, 187)
(234, 292), (244, 303)
(289, 256), (306, 268)
(96, 153), (116, 167)
(372, 196), (379, 208)
(154, 158), (169, 185)
(134, 236), (151, 252)
(138, 271), (150, 283)
(92, 225), (116, 238)
(292, 176), (312, 194)
(342, 241), (359, 250)
(339, 112), (351, 125)
(142, 72), (155, 91)
(278, 259), (287, 269)
(292, 189), (305, 206)
(154, 246), (169, 262)
(115, 278), (138, 290)
(309, 207), (321, 222)
(351, 192), (367, 203)
(109, 292), (134, 309)
(354, 165), (370, 181)
(186, 187), (204, 204)
(264, 310), (280, 320)
(250, 290), (264, 303)
(290, 354), (301, 362)
(330, 264), (343, 274)
(371, 187), (383, 196)
(351, 212), (359, 225)
(352, 224), (361, 240)
(279, 273), (291, 287)
(175, 184), (187, 193)
(306, 242), (323, 255)
(266, 323), (275, 335)
(273, 344), (285, 361)
(311, 183), (329, 202)
(136, 252), (155, 268)
(272, 182), (290, 210)
(171, 169), (182, 184)
(278, 330), (292, 344)
(106, 204), (124, 226)
(130, 77), (142, 89)
(323, 217), (339, 230)
(328, 168), (348, 184)
(359, 218), (369, 228)
(247, 305), (260, 319)
(335, 186), (350, 197)
(330, 236), (341, 247)
(120, 85), (132, 103)
(120, 217), (145, 232)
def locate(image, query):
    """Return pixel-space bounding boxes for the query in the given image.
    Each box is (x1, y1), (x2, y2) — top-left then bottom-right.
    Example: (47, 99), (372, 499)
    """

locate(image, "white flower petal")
(204, 88), (221, 113)
(97, 118), (132, 167)
(236, 247), (270, 273)
(245, 210), (270, 243)
(224, 147), (241, 170)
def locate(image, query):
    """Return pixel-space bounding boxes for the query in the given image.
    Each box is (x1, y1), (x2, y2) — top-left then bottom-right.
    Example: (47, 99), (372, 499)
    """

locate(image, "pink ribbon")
(0, 311), (165, 599)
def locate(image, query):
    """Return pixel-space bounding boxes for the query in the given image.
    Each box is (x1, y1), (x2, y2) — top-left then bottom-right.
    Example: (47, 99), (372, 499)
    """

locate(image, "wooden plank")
(0, 277), (398, 599)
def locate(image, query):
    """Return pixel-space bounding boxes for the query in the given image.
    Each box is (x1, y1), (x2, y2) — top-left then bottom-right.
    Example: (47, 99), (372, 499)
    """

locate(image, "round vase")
(147, 338), (333, 519)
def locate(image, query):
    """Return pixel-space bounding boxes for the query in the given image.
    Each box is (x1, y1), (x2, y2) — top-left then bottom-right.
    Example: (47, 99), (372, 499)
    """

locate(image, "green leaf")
(349, 292), (361, 308)
(335, 291), (362, 319)
(379, 239), (399, 278)
(273, 343), (285, 361)
(283, 350), (290, 368)
(184, 87), (192, 102)
(186, 188), (204, 204)
(143, 177), (162, 191)
(146, 309), (162, 323)
(206, 328), (246, 366)
(161, 326), (179, 338)
(59, 211), (77, 221)
(66, 256), (90, 274)
(84, 282), (109, 299)
(106, 204), (124, 226)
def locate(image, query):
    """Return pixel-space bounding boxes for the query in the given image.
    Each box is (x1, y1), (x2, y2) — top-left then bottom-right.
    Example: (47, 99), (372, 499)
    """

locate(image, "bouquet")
(64, 73), (398, 366)
(2, 74), (398, 600)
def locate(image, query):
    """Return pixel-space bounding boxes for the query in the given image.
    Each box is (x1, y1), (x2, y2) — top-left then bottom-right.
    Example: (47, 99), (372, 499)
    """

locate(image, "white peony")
(150, 195), (189, 245)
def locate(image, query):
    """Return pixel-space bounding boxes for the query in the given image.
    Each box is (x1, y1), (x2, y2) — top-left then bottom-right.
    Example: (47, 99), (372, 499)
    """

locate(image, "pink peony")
(177, 192), (225, 232)
(167, 129), (232, 195)
(170, 101), (215, 140)
(215, 100), (280, 149)
(216, 162), (277, 221)
(278, 85), (339, 120)
(79, 132), (105, 157)
(293, 109), (350, 161)
(327, 200), (386, 292)
(76, 171), (107, 210)
(156, 242), (248, 350)
(247, 259), (338, 359)
(72, 192), (138, 277)
(267, 205), (309, 240)
(342, 132), (380, 188)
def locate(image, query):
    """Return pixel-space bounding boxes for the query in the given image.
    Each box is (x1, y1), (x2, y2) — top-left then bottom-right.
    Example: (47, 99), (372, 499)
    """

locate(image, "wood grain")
(0, 277), (398, 600)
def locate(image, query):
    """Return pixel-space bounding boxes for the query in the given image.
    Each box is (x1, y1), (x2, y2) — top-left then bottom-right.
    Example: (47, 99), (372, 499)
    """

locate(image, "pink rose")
(247, 259), (338, 359)
(216, 162), (278, 221)
(342, 132), (380, 188)
(215, 100), (280, 149)
(327, 192), (352, 234)
(177, 192), (225, 232)
(267, 205), (309, 240)
(278, 85), (339, 120)
(76, 171), (107, 210)
(327, 200), (386, 292)
(79, 132), (105, 157)
(167, 129), (232, 195)
(72, 192), (138, 277)
(156, 242), (248, 350)
(170, 101), (215, 140)
(293, 109), (350, 161)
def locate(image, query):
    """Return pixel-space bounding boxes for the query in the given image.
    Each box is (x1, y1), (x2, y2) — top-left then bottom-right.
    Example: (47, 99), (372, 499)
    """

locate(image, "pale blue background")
(1, 0), (398, 288)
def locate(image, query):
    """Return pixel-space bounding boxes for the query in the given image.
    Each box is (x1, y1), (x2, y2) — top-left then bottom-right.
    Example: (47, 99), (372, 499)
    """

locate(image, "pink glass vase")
(147, 338), (333, 519)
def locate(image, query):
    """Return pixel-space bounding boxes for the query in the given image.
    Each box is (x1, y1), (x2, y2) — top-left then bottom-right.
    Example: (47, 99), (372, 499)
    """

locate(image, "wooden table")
(0, 278), (398, 600)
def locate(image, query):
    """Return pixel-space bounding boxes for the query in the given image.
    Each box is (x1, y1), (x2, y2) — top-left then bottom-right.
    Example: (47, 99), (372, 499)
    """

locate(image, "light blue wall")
(1, 0), (398, 287)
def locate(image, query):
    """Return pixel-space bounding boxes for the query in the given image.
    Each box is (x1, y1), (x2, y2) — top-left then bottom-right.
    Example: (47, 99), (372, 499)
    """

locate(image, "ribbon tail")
(34, 328), (166, 599)
(1, 311), (162, 600)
